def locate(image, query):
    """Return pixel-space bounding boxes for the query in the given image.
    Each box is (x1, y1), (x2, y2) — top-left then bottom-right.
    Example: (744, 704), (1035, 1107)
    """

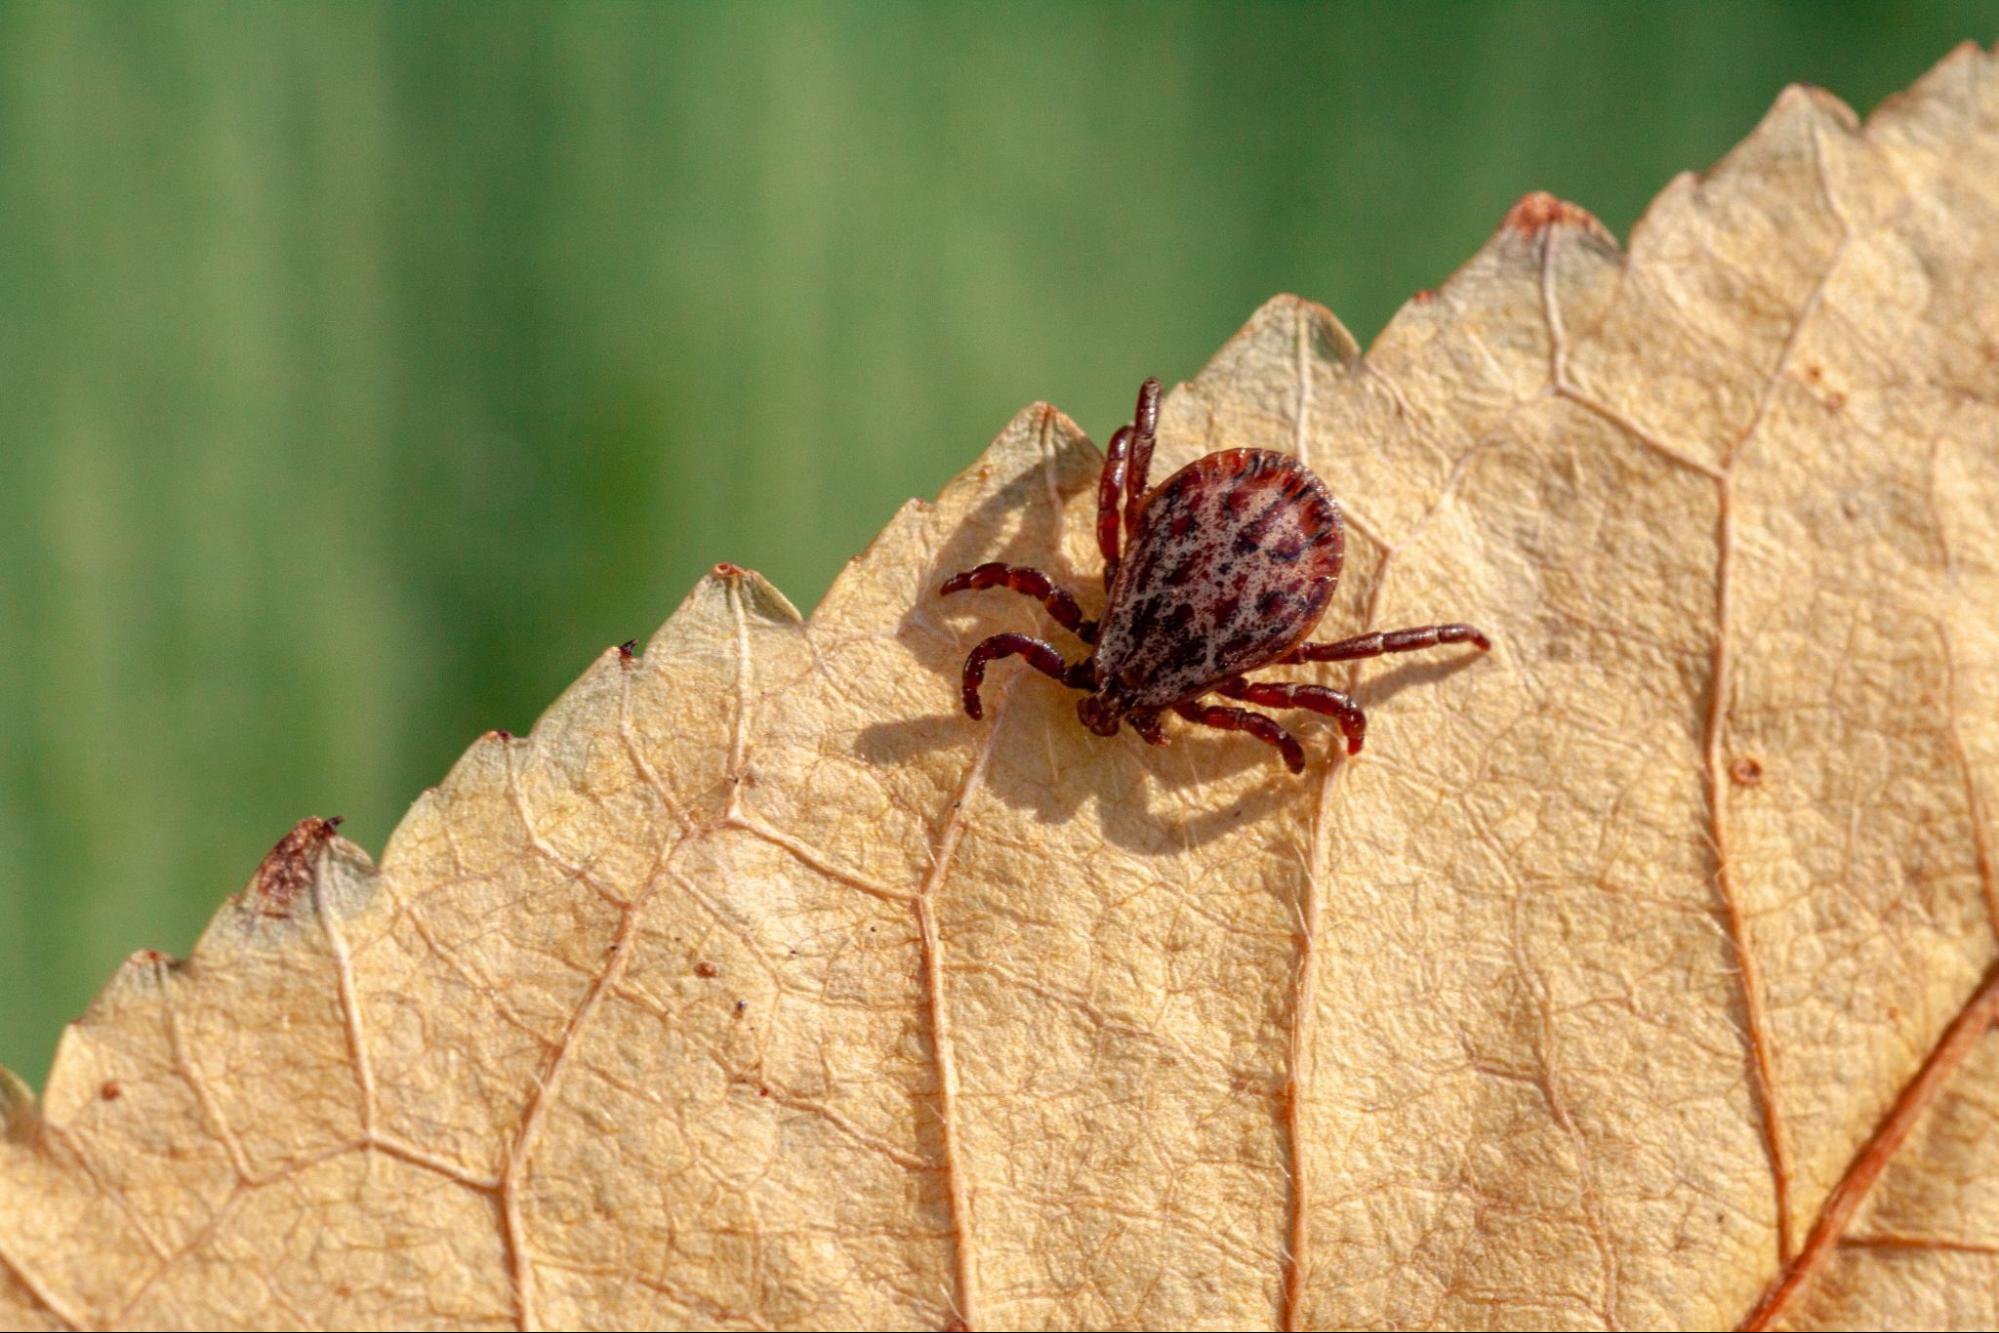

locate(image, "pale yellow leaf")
(5, 41), (1999, 1333)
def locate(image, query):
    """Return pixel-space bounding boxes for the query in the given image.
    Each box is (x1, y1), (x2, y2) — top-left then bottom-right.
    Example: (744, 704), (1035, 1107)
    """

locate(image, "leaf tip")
(1502, 191), (1614, 244)
(125, 948), (178, 975)
(1932, 36), (1993, 75)
(238, 816), (345, 922)
(1771, 81), (1860, 132)
(703, 561), (805, 625)
(1236, 293), (1361, 368)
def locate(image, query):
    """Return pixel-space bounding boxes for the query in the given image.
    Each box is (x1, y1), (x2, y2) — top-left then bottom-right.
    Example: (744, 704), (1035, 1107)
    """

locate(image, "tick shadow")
(1098, 732), (1315, 851)
(855, 641), (1493, 857)
(1350, 648), (1488, 709)
(854, 692), (1320, 855)
(854, 710), (975, 770)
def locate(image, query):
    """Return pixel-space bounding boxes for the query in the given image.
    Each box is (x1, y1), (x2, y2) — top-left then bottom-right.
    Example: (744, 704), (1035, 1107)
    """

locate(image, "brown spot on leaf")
(100, 1081), (122, 1102)
(1730, 757), (1765, 787)
(1413, 288), (1437, 304)
(695, 960), (719, 978)
(247, 816), (344, 920)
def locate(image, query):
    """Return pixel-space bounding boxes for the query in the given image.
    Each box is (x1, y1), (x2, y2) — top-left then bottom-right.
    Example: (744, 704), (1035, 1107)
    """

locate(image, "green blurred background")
(1, 2), (1991, 1086)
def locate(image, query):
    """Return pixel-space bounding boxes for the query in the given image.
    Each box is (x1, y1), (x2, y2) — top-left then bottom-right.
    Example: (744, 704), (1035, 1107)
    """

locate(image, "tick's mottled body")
(1096, 448), (1344, 707)
(941, 378), (1488, 772)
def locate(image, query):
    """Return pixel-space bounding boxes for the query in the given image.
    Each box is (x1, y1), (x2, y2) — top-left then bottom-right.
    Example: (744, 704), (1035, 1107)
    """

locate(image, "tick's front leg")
(1128, 707), (1168, 745)
(1097, 424), (1134, 590)
(1123, 377), (1160, 536)
(1096, 377), (1164, 591)
(960, 633), (1092, 720)
(1217, 677), (1366, 754)
(940, 562), (1097, 642)
(1172, 700), (1305, 773)
(1281, 622), (1490, 664)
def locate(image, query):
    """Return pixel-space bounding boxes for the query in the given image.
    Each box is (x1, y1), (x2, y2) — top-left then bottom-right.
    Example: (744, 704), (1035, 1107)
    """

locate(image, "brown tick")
(940, 378), (1490, 773)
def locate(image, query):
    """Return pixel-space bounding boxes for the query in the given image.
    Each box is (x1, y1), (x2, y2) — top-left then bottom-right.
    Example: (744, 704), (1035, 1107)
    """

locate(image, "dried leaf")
(6, 42), (1999, 1333)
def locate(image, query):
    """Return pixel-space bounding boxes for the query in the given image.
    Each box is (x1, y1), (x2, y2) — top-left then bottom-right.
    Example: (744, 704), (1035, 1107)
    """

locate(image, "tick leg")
(1097, 378), (1165, 590)
(961, 633), (1089, 720)
(1280, 622), (1491, 664)
(1128, 707), (1168, 745)
(1172, 700), (1306, 774)
(1123, 377), (1160, 536)
(1097, 424), (1134, 589)
(940, 562), (1098, 642)
(1217, 677), (1366, 754)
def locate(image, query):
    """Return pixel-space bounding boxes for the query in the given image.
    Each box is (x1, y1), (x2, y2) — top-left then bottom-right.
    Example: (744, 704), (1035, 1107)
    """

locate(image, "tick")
(940, 377), (1490, 773)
